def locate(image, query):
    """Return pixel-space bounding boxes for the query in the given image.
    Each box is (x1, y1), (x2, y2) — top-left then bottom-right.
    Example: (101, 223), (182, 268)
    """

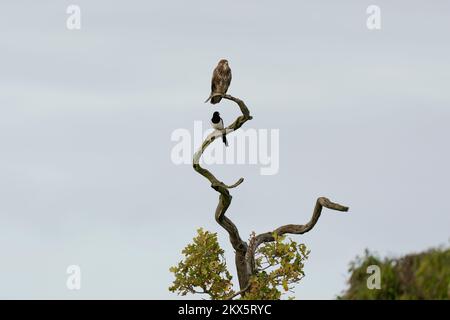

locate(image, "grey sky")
(0, 1), (449, 299)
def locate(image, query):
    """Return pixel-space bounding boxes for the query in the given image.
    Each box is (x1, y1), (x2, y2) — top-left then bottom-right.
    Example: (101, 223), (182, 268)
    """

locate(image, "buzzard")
(205, 59), (232, 104)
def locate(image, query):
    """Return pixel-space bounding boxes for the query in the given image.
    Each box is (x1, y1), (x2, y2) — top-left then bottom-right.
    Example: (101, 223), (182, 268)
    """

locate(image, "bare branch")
(192, 95), (252, 244)
(246, 197), (349, 271)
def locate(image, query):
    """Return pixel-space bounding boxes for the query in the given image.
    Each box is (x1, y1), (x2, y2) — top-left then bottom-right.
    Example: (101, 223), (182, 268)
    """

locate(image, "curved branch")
(193, 94), (253, 289)
(255, 197), (348, 245)
(192, 94), (252, 251)
(246, 197), (349, 272)
(192, 95), (252, 188)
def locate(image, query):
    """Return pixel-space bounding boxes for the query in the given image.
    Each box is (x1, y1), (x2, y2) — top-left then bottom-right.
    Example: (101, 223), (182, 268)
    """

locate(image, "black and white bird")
(211, 111), (228, 146)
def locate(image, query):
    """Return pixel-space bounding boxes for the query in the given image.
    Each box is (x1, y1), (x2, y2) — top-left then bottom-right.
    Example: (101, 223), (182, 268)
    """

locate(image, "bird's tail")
(205, 93), (222, 104)
(211, 96), (222, 104)
(222, 133), (228, 147)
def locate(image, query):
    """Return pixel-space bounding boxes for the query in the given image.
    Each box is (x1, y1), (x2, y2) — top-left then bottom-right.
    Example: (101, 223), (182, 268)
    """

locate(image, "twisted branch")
(192, 97), (251, 229)
(192, 94), (349, 294)
(192, 94), (252, 289)
(246, 197), (348, 272)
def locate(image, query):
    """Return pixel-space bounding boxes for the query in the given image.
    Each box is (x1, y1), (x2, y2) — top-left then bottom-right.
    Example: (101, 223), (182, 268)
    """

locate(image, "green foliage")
(169, 229), (310, 300)
(243, 233), (310, 300)
(340, 247), (450, 300)
(169, 228), (234, 299)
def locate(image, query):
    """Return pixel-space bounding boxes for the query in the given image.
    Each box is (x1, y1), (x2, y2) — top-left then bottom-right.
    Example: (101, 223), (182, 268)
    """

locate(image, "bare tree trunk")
(193, 94), (349, 297)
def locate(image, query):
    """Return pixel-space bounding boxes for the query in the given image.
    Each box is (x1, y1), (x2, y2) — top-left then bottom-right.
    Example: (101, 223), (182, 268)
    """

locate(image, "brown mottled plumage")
(205, 59), (232, 104)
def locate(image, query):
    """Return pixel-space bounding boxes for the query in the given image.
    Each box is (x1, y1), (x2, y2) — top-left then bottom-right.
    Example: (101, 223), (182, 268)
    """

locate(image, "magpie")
(211, 111), (228, 146)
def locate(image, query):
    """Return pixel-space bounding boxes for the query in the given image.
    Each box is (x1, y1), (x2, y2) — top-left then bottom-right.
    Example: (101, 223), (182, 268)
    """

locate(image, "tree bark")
(193, 94), (349, 297)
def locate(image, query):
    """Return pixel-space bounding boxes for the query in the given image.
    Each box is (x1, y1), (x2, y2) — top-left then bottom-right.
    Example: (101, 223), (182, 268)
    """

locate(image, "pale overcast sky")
(0, 1), (449, 299)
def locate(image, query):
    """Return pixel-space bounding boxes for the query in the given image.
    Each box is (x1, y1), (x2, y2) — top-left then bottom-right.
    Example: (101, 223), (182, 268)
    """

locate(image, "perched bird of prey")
(211, 111), (228, 146)
(205, 59), (232, 104)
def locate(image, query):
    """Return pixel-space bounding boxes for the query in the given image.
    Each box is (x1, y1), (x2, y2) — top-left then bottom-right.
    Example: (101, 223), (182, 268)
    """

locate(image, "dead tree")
(193, 94), (349, 296)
